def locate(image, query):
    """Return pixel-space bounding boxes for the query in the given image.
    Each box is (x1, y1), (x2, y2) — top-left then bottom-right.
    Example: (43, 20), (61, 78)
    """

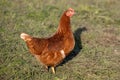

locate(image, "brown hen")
(20, 8), (75, 74)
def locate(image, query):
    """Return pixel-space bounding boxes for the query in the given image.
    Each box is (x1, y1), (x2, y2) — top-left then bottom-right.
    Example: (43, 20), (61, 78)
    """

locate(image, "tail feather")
(20, 33), (32, 41)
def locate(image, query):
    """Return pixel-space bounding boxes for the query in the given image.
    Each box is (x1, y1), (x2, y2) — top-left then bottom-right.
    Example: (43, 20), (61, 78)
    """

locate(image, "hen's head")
(66, 8), (75, 17)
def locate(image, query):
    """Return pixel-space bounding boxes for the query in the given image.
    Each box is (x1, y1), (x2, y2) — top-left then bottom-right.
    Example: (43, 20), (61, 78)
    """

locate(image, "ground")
(0, 0), (120, 80)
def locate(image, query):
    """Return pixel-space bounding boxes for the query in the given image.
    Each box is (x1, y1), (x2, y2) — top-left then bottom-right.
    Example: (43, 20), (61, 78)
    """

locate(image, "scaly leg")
(44, 66), (49, 72)
(51, 67), (55, 74)
(45, 66), (48, 70)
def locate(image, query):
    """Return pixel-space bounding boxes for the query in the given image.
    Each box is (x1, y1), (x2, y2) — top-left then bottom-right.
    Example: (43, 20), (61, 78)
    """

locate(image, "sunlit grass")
(0, 0), (120, 80)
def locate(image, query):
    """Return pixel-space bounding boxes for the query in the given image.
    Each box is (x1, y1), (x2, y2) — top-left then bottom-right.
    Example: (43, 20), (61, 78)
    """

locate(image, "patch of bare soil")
(98, 27), (120, 47)
(97, 27), (120, 55)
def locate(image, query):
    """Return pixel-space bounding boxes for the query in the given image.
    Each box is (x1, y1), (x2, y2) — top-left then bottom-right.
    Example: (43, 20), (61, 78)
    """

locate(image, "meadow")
(0, 0), (120, 80)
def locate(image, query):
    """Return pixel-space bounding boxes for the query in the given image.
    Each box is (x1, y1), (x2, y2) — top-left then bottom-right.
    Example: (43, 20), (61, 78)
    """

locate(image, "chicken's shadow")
(60, 27), (87, 66)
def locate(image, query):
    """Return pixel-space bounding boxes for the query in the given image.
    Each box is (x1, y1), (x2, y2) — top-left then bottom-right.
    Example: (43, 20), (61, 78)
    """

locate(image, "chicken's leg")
(51, 67), (55, 74)
(45, 66), (48, 70)
(44, 66), (49, 72)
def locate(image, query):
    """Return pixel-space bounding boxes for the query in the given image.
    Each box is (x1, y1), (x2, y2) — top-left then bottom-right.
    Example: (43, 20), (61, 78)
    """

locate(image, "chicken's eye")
(66, 10), (74, 17)
(69, 11), (72, 14)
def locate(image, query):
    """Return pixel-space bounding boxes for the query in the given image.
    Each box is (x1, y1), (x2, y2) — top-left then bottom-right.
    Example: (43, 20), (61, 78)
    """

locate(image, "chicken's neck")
(57, 13), (71, 34)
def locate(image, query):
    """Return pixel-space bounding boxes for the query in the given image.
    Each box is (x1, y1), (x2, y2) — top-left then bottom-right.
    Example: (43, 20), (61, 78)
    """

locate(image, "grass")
(0, 0), (120, 80)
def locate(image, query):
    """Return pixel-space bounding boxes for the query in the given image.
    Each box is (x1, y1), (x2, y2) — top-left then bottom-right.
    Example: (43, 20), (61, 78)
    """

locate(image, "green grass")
(0, 0), (120, 80)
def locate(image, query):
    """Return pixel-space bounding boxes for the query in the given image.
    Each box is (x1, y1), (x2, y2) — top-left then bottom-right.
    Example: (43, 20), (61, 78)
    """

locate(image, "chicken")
(20, 8), (75, 74)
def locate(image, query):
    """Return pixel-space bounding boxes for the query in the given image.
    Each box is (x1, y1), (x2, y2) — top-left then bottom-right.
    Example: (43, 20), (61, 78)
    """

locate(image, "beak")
(74, 12), (76, 15)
